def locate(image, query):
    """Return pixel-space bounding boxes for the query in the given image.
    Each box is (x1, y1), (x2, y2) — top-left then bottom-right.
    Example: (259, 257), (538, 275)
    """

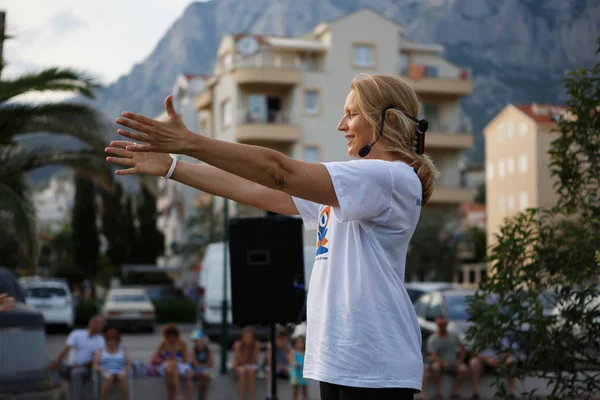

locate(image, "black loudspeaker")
(228, 216), (305, 326)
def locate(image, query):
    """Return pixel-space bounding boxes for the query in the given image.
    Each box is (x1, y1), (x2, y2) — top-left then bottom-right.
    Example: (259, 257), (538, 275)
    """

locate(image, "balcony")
(236, 109), (301, 144)
(424, 121), (473, 150)
(400, 64), (473, 97)
(194, 90), (213, 110)
(430, 187), (474, 204)
(216, 53), (321, 86)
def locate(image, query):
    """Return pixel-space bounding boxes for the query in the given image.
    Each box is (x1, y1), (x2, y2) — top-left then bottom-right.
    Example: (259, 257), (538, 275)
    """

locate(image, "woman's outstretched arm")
(105, 141), (299, 215)
(114, 95), (340, 207)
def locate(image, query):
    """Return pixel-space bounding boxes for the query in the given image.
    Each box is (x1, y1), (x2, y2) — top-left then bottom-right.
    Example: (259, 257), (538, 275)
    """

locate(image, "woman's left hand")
(115, 95), (195, 154)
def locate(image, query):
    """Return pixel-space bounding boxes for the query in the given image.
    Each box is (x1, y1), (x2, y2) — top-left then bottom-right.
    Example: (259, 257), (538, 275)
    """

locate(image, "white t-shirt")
(65, 329), (106, 366)
(292, 159), (424, 390)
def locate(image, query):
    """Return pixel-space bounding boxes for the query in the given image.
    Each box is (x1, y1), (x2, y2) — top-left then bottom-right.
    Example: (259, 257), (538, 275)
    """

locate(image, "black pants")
(320, 382), (414, 400)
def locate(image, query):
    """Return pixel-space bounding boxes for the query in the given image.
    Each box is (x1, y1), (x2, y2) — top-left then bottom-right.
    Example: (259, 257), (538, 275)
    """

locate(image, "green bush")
(153, 299), (197, 323)
(75, 299), (98, 326)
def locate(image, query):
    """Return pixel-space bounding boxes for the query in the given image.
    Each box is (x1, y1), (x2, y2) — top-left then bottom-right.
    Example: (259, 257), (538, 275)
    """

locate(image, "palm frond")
(0, 67), (99, 102)
(0, 182), (38, 266)
(0, 102), (107, 149)
(1, 147), (113, 191)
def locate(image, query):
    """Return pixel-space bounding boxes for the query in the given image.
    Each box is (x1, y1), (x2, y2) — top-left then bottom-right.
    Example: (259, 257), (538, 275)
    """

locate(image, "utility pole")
(0, 11), (6, 79)
(220, 198), (229, 375)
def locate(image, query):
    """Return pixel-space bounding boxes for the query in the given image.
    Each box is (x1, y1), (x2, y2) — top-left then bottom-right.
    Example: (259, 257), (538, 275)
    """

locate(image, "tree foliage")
(0, 27), (110, 267)
(407, 209), (458, 282)
(467, 37), (600, 399)
(71, 173), (99, 278)
(132, 184), (164, 264)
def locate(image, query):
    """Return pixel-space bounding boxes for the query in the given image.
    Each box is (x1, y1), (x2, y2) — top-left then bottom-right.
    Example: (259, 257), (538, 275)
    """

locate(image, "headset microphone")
(358, 106), (428, 158)
(358, 140), (378, 158)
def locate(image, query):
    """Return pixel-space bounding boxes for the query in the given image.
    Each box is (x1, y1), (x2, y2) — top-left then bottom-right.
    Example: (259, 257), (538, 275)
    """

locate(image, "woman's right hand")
(105, 140), (174, 177)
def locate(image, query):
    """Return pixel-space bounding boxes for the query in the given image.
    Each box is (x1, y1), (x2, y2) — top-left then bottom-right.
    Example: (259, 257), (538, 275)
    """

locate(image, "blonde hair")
(350, 74), (439, 205)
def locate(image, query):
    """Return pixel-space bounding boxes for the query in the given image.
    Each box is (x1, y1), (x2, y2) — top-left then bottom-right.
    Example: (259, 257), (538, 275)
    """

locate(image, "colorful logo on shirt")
(316, 206), (331, 256)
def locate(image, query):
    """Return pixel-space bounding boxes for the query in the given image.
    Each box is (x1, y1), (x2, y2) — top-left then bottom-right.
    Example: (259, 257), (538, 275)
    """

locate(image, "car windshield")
(111, 294), (147, 302)
(406, 288), (423, 303)
(26, 287), (67, 298)
(445, 293), (472, 321)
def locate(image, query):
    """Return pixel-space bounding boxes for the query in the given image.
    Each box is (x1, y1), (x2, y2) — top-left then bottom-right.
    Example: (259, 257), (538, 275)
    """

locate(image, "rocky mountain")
(92, 0), (600, 162)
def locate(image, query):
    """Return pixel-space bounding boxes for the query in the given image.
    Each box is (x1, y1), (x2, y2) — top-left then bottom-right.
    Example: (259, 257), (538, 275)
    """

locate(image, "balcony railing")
(238, 109), (296, 125)
(216, 52), (321, 74)
(423, 120), (471, 133)
(400, 64), (472, 80)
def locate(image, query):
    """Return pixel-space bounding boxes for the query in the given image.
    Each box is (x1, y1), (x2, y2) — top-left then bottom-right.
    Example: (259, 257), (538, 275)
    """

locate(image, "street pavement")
(42, 324), (580, 400)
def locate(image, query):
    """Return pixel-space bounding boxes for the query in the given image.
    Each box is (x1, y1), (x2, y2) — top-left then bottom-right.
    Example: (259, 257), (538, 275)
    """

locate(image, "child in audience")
(190, 329), (214, 400)
(289, 336), (308, 400)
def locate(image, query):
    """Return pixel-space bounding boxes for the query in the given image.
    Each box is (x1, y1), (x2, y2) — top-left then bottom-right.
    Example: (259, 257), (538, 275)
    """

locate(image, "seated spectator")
(154, 324), (194, 400)
(49, 316), (106, 400)
(420, 352), (431, 400)
(233, 326), (260, 400)
(190, 329), (214, 400)
(289, 335), (308, 400)
(427, 315), (468, 400)
(93, 329), (131, 400)
(265, 325), (291, 398)
(469, 336), (518, 400)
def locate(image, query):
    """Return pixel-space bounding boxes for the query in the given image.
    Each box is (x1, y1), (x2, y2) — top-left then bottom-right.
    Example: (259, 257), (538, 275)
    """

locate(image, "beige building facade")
(194, 8), (475, 243)
(484, 103), (565, 249)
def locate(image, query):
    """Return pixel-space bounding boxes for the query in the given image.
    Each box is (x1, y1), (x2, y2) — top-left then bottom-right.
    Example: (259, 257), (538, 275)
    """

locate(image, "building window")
(486, 162), (494, 181)
(304, 146), (319, 163)
(422, 103), (440, 129)
(221, 99), (232, 128)
(399, 53), (409, 75)
(508, 194), (515, 211)
(507, 157), (515, 175)
(507, 121), (514, 139)
(519, 192), (529, 210)
(519, 122), (528, 136)
(519, 153), (528, 173)
(223, 53), (233, 70)
(304, 90), (319, 115)
(353, 44), (375, 68)
(497, 124), (505, 143)
(499, 196), (506, 214)
(498, 159), (505, 179)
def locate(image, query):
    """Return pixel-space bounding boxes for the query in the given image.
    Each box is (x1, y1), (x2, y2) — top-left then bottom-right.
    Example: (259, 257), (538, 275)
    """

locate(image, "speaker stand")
(267, 322), (278, 400)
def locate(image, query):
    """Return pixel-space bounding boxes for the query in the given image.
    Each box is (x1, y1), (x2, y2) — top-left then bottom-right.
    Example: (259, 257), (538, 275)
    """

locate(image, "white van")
(198, 242), (315, 340)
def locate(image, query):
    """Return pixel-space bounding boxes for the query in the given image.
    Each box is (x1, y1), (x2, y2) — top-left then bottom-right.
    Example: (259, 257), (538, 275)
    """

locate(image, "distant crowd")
(47, 316), (308, 400)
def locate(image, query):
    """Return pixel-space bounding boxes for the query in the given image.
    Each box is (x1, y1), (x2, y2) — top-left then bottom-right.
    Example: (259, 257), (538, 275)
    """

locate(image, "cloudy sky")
(1, 0), (202, 85)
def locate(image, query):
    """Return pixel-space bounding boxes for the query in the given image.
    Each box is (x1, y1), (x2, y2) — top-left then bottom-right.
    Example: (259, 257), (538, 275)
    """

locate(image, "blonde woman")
(106, 73), (437, 400)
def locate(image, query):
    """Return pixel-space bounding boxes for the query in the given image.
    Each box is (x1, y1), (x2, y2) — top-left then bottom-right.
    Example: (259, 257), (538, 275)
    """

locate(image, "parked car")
(0, 268), (47, 393)
(101, 288), (156, 332)
(21, 277), (74, 329)
(414, 288), (476, 348)
(405, 281), (455, 304)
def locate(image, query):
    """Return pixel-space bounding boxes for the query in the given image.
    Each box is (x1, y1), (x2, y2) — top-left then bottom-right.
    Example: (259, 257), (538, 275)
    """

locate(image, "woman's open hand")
(115, 95), (195, 154)
(105, 141), (174, 176)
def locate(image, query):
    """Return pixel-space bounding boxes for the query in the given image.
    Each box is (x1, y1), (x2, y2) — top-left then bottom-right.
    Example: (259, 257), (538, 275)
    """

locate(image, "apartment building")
(484, 103), (566, 251)
(156, 74), (208, 269)
(194, 7), (474, 243)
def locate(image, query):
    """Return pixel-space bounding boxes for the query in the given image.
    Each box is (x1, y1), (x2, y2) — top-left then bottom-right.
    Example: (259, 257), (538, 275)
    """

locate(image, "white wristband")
(161, 155), (178, 180)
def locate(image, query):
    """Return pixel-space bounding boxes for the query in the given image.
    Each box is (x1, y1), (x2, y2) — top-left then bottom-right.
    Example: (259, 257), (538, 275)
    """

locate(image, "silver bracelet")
(161, 155), (178, 180)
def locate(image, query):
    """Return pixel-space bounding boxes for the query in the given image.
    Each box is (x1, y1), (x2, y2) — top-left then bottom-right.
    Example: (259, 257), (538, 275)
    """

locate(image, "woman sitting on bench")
(154, 324), (194, 400)
(93, 329), (131, 400)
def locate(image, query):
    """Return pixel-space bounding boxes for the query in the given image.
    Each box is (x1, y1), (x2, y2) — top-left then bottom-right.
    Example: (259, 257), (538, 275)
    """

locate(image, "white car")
(22, 278), (75, 329)
(101, 288), (156, 332)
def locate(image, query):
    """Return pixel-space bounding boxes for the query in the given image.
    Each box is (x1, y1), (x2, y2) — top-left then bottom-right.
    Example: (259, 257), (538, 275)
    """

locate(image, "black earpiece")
(358, 106), (428, 158)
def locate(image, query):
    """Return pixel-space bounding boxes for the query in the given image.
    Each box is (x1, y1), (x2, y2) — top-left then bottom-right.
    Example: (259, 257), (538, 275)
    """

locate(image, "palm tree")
(0, 66), (112, 268)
